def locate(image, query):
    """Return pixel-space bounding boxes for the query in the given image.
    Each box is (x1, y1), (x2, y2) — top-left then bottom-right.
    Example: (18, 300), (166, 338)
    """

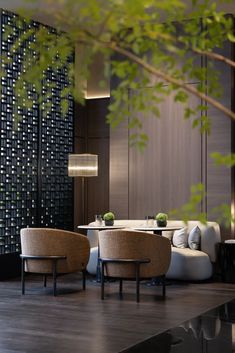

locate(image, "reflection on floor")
(123, 299), (235, 352)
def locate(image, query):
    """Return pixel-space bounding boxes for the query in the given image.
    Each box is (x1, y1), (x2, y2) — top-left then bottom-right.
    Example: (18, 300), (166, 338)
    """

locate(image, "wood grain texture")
(0, 274), (234, 353)
(74, 98), (110, 225)
(87, 98), (110, 138)
(73, 137), (86, 230)
(109, 120), (129, 218)
(86, 99), (110, 223)
(206, 41), (232, 237)
(128, 88), (202, 218)
(87, 138), (110, 223)
(74, 102), (87, 139)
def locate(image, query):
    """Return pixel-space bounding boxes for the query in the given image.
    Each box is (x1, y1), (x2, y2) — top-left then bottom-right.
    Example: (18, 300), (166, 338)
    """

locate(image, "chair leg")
(162, 275), (166, 298)
(135, 263), (140, 303)
(82, 270), (86, 290)
(43, 275), (47, 287)
(101, 261), (105, 300)
(119, 279), (123, 299)
(52, 260), (57, 297)
(21, 258), (25, 295)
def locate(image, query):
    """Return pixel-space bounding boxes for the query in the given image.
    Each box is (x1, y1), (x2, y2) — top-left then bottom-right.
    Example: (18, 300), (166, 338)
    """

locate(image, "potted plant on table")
(155, 213), (168, 227)
(103, 212), (115, 226)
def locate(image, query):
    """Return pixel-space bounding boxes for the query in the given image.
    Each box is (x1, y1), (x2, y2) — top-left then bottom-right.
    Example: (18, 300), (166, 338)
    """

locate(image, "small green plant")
(155, 213), (168, 227)
(103, 211), (115, 226)
(155, 213), (168, 222)
(103, 212), (115, 221)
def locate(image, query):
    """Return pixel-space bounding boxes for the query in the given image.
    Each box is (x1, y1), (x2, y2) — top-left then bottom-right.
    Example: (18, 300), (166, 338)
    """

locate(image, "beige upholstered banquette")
(87, 220), (221, 281)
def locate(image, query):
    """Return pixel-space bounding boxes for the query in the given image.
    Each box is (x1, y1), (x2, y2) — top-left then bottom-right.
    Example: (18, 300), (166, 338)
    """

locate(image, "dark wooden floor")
(0, 274), (234, 353)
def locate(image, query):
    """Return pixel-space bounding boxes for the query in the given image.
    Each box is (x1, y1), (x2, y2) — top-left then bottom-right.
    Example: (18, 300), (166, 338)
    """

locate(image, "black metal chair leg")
(101, 261), (105, 300)
(136, 263), (140, 303)
(82, 270), (86, 290)
(21, 258), (25, 295)
(119, 279), (123, 299)
(43, 275), (47, 287)
(52, 260), (57, 296)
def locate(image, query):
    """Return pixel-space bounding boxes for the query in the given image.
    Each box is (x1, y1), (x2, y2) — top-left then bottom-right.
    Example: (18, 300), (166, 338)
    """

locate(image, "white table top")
(78, 225), (182, 233)
(78, 225), (126, 230)
(132, 226), (182, 232)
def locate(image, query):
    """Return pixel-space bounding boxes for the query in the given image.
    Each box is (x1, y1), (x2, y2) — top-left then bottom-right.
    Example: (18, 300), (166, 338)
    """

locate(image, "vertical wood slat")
(73, 137), (86, 230)
(108, 43), (233, 232)
(74, 98), (110, 226)
(86, 99), (110, 223)
(87, 138), (110, 223)
(128, 89), (202, 219)
(109, 120), (129, 219)
(206, 41), (232, 237)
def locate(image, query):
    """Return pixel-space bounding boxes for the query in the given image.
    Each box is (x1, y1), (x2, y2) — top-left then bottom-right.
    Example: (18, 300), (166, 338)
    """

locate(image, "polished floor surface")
(123, 299), (235, 352)
(0, 274), (234, 353)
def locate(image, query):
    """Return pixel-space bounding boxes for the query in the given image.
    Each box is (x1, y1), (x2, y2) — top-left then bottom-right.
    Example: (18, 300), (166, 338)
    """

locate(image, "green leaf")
(210, 152), (235, 167)
(169, 183), (206, 223)
(227, 32), (235, 43)
(212, 204), (235, 228)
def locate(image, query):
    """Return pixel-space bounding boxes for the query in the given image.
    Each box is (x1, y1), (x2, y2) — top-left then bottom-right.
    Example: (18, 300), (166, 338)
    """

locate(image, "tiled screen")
(0, 10), (74, 254)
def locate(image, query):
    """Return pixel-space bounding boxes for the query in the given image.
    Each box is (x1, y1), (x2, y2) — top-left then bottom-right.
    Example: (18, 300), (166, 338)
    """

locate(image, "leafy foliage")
(212, 204), (235, 228)
(103, 212), (115, 221)
(210, 152), (235, 167)
(169, 184), (207, 224)
(6, 0), (235, 135)
(1, 0), (235, 226)
(155, 213), (168, 222)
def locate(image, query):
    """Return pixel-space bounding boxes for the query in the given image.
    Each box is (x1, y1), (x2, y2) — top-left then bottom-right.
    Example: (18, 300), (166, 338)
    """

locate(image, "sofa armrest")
(201, 225), (221, 262)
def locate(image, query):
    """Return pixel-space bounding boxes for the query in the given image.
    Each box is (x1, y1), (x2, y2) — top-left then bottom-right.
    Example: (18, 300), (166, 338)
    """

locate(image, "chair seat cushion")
(166, 247), (213, 280)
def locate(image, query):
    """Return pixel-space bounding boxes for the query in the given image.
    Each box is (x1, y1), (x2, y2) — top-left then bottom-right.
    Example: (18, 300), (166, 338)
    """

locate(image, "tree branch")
(193, 48), (235, 69)
(104, 41), (235, 121)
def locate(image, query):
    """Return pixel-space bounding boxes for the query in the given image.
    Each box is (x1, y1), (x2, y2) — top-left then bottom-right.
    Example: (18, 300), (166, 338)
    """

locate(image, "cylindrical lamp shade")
(68, 154), (98, 177)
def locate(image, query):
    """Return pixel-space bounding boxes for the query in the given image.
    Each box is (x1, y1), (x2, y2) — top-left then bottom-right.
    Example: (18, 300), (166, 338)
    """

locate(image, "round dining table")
(131, 225), (182, 235)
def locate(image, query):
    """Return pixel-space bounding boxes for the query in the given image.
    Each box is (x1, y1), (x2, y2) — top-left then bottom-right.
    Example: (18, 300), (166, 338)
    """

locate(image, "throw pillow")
(172, 227), (188, 248)
(188, 226), (201, 250)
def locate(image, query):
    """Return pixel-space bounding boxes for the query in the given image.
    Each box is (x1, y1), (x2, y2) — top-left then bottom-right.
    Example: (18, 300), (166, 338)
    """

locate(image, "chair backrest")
(99, 230), (171, 279)
(20, 228), (90, 274)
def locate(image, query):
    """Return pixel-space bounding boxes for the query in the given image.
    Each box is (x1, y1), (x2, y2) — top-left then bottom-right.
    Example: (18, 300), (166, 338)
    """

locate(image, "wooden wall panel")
(87, 138), (110, 223)
(206, 42), (232, 236)
(87, 99), (110, 138)
(73, 137), (85, 231)
(109, 121), (129, 218)
(206, 111), (231, 218)
(73, 102), (86, 230)
(108, 34), (233, 236)
(86, 99), (110, 223)
(74, 98), (110, 227)
(109, 42), (233, 232)
(128, 89), (202, 219)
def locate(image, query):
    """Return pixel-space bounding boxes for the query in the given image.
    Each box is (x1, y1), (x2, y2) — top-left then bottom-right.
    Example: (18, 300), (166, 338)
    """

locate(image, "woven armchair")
(99, 230), (171, 302)
(20, 228), (90, 296)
